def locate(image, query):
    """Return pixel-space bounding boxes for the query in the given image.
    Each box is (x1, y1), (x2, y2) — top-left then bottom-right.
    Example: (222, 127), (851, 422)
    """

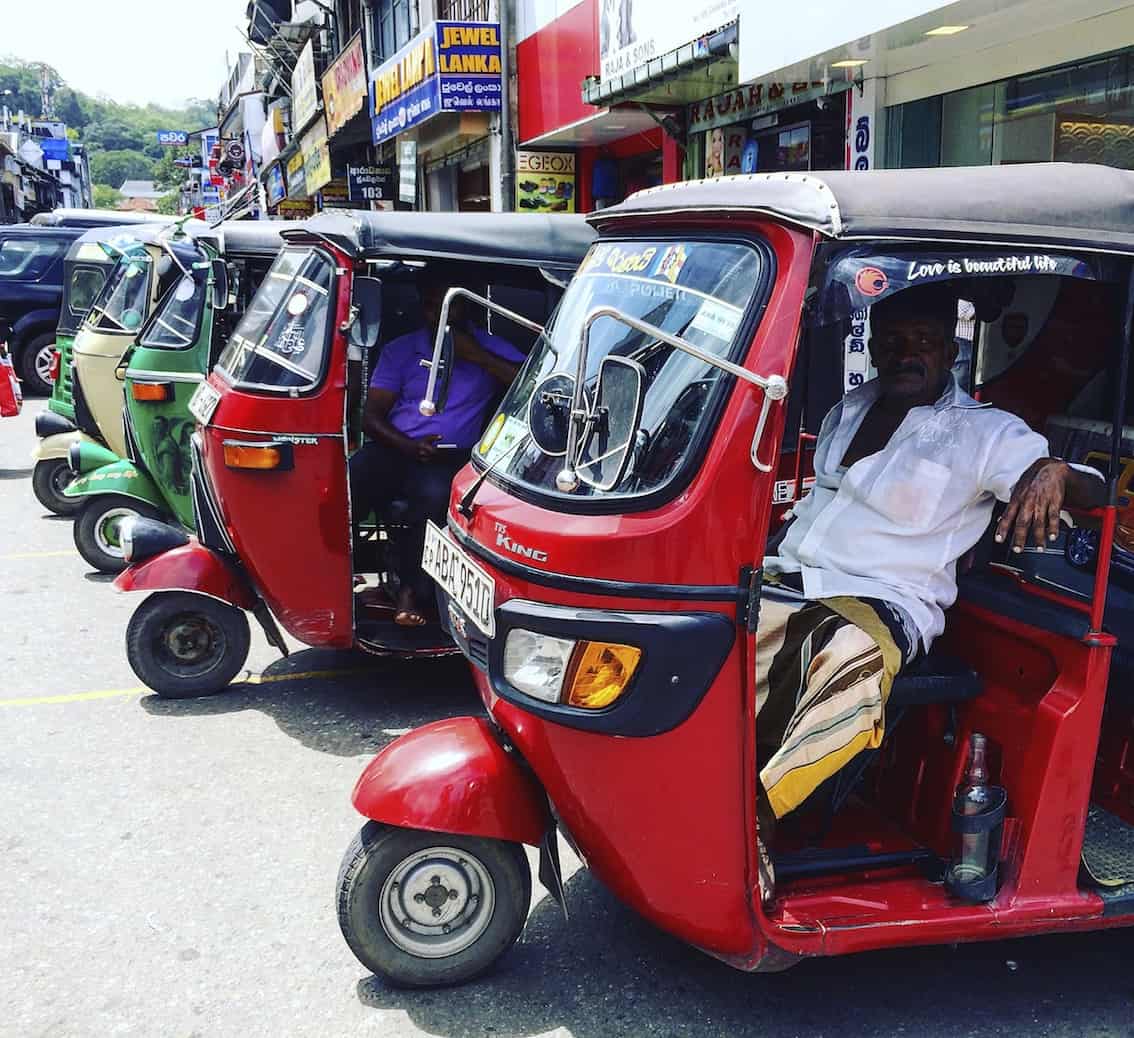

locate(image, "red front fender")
(352, 717), (552, 847)
(113, 538), (257, 610)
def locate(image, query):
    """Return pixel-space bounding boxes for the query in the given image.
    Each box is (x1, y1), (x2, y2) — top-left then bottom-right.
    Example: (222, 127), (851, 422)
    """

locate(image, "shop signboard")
(370, 21), (502, 146)
(286, 148), (308, 199)
(737, 0), (953, 83)
(323, 32), (368, 138)
(265, 162), (287, 206)
(516, 151), (575, 212)
(156, 129), (189, 146)
(40, 137), (71, 162)
(347, 164), (395, 204)
(600, 1), (738, 83)
(398, 140), (417, 204)
(318, 178), (353, 209)
(688, 79), (848, 135)
(277, 198), (315, 219)
(301, 117), (332, 194)
(292, 38), (319, 132)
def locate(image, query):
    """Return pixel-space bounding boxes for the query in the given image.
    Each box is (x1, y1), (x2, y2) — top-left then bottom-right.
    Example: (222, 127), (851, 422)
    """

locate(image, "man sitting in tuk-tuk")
(757, 283), (1104, 845)
(350, 269), (522, 626)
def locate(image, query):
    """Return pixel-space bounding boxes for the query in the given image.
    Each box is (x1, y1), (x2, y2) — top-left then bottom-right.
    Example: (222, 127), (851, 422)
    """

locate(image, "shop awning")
(521, 107), (665, 148)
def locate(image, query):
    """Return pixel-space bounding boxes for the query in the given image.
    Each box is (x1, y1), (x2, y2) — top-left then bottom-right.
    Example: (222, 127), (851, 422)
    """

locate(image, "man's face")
(869, 314), (957, 405)
(420, 280), (466, 332)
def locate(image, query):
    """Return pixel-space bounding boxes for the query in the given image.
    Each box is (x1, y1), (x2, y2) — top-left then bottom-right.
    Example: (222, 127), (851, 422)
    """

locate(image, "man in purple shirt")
(350, 272), (523, 625)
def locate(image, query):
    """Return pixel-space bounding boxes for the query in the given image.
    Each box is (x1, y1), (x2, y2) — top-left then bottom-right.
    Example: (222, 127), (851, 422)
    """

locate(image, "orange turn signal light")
(131, 381), (171, 402)
(222, 441), (291, 470)
(564, 641), (642, 709)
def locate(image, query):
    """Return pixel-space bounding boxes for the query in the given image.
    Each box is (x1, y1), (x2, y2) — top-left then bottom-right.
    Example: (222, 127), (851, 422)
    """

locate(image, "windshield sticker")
(271, 320), (307, 356)
(844, 306), (875, 391)
(653, 245), (689, 285)
(287, 293), (309, 316)
(478, 413), (527, 466)
(688, 297), (742, 343)
(825, 252), (1098, 320)
(581, 244), (659, 276)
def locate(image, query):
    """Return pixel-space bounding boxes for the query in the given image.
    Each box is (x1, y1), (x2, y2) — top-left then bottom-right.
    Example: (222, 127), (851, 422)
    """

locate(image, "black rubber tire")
(18, 331), (55, 397)
(32, 458), (81, 516)
(73, 494), (164, 574)
(125, 591), (251, 698)
(337, 822), (531, 988)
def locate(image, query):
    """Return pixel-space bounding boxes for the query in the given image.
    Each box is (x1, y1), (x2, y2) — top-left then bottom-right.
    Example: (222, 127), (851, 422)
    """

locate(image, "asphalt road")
(3, 399), (1133, 1038)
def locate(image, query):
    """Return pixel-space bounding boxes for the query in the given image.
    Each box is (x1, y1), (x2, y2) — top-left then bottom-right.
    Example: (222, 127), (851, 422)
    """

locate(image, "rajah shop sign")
(370, 21), (502, 146)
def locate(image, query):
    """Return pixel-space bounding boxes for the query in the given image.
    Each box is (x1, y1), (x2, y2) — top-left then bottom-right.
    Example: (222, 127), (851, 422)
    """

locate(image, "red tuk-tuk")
(336, 165), (1134, 986)
(112, 211), (594, 697)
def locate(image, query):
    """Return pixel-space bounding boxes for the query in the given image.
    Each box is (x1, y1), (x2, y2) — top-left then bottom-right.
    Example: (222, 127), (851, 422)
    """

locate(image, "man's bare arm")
(996, 459), (1108, 553)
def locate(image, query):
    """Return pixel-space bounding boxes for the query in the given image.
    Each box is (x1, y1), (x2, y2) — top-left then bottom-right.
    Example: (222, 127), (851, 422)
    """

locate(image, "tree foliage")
(156, 190), (181, 215)
(92, 184), (123, 210)
(89, 149), (155, 189)
(0, 57), (216, 188)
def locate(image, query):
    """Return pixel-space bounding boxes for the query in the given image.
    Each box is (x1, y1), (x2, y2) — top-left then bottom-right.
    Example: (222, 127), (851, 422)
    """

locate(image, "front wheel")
(337, 822), (531, 987)
(73, 494), (163, 573)
(126, 591), (251, 698)
(32, 458), (81, 516)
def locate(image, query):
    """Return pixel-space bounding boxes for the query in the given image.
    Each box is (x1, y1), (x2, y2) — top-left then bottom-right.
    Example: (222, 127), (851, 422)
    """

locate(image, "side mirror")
(210, 259), (229, 310)
(527, 372), (576, 456)
(575, 355), (645, 491)
(349, 275), (382, 351)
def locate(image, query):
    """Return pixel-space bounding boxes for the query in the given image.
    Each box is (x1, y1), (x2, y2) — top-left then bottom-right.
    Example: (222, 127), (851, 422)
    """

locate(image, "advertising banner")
(516, 151), (575, 212)
(301, 117), (332, 194)
(347, 164), (395, 204)
(370, 21), (502, 146)
(286, 148), (307, 199)
(291, 38), (319, 132)
(600, 2), (738, 83)
(265, 163), (287, 206)
(323, 32), (368, 138)
(156, 129), (189, 146)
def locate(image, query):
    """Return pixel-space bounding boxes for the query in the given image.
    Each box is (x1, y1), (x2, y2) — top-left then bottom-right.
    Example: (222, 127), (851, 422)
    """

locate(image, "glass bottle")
(953, 733), (993, 883)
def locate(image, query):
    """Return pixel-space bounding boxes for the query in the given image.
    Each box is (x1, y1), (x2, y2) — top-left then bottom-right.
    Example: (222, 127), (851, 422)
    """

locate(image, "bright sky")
(3, 0), (249, 110)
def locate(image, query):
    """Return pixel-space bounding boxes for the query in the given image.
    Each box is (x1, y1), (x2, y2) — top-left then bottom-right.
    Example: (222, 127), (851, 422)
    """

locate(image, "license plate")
(188, 381), (221, 425)
(422, 521), (496, 638)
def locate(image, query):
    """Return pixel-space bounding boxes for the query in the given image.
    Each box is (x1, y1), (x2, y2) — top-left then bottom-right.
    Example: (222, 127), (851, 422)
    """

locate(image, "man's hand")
(996, 458), (1106, 553)
(408, 434), (443, 463)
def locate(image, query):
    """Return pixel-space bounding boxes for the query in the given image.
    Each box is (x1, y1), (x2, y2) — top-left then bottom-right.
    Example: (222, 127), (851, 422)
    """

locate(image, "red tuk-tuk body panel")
(351, 716), (551, 846)
(199, 262), (355, 648)
(436, 220), (817, 960)
(113, 537), (257, 609)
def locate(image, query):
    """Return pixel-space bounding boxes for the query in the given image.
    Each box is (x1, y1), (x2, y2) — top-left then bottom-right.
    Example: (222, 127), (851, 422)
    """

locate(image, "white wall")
(516, 0), (583, 43)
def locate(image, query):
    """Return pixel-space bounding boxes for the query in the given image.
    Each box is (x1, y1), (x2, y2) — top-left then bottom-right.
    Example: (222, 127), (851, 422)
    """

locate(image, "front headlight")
(503, 630), (576, 703)
(502, 629), (642, 710)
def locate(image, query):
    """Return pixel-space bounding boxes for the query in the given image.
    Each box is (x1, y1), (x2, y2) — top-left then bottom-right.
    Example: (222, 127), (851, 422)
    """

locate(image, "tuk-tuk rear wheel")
(31, 458), (80, 516)
(126, 591), (251, 698)
(337, 822), (531, 988)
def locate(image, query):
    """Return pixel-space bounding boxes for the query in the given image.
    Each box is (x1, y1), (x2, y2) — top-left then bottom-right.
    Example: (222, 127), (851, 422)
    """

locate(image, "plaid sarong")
(756, 582), (916, 819)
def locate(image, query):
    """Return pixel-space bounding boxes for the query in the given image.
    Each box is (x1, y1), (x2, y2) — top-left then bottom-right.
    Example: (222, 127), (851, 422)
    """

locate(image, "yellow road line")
(1, 550), (79, 560)
(0, 667), (373, 707)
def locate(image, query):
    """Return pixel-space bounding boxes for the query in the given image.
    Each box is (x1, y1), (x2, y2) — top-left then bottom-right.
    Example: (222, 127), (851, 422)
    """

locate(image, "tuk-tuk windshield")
(87, 252), (152, 333)
(139, 270), (206, 350)
(482, 239), (764, 503)
(215, 247), (334, 392)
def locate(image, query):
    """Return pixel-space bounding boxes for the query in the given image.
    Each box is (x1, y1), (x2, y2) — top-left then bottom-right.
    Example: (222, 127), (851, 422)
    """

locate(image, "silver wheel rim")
(34, 344), (54, 385)
(94, 507), (136, 558)
(378, 846), (496, 958)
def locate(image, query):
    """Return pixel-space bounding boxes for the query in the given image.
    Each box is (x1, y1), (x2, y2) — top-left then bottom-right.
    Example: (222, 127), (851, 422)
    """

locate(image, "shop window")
(370, 0), (413, 64)
(439, 0), (491, 19)
(889, 46), (1134, 170)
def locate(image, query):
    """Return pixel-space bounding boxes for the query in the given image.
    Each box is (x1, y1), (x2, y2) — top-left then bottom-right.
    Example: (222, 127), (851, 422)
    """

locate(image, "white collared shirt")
(766, 376), (1053, 650)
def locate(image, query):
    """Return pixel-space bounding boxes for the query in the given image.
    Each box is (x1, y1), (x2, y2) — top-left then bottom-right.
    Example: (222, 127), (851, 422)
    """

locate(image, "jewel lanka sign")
(370, 21), (502, 146)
